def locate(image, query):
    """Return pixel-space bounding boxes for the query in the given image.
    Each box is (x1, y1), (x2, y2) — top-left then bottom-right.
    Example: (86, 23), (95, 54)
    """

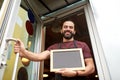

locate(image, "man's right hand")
(14, 39), (26, 57)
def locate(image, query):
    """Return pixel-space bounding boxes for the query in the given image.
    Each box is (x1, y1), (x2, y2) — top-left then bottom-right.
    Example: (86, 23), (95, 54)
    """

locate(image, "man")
(14, 20), (95, 80)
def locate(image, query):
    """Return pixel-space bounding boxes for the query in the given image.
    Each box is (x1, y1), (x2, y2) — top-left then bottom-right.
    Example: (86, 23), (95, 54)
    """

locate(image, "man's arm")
(77, 58), (95, 76)
(22, 50), (50, 61)
(14, 39), (50, 61)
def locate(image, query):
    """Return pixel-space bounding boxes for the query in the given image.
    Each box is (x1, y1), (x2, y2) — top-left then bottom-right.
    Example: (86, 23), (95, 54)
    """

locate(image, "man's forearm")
(22, 50), (50, 61)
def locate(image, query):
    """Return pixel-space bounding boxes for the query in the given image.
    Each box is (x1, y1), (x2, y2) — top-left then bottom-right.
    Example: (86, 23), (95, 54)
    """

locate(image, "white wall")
(90, 0), (120, 80)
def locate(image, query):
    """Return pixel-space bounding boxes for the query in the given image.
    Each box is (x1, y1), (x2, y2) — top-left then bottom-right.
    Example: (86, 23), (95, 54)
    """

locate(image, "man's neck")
(63, 38), (74, 42)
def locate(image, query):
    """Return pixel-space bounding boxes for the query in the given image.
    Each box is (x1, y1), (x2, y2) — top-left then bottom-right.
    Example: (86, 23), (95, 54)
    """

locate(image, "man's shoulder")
(75, 40), (86, 44)
(47, 43), (60, 50)
(75, 40), (88, 47)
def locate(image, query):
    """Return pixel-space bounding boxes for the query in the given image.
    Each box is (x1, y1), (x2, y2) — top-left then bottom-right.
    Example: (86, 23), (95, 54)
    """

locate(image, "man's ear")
(73, 30), (76, 34)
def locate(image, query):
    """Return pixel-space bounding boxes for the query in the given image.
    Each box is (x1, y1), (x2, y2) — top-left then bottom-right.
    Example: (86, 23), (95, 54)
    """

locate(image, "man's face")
(61, 21), (76, 40)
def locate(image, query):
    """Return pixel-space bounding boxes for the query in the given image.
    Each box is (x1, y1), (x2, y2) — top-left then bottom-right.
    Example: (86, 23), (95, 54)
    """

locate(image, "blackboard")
(50, 48), (85, 72)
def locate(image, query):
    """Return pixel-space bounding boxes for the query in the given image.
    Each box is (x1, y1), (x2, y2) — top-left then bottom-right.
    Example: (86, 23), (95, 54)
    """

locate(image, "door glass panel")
(2, 6), (36, 80)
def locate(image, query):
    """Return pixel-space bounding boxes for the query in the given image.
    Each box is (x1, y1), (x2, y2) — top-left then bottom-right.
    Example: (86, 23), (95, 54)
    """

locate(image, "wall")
(89, 0), (120, 80)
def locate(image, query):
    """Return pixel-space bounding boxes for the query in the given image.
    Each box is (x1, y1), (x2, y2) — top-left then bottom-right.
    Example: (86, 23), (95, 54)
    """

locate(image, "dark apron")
(55, 40), (87, 80)
(55, 74), (87, 80)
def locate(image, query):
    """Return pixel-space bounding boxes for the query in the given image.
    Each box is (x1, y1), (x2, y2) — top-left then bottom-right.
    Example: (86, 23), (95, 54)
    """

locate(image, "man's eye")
(64, 26), (68, 28)
(69, 26), (73, 29)
(63, 25), (73, 29)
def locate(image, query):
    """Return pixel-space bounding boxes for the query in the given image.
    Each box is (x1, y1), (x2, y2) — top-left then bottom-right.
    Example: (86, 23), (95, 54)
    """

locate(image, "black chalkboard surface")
(50, 48), (85, 72)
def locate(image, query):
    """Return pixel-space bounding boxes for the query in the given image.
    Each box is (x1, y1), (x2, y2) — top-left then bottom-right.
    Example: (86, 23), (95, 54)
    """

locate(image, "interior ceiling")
(34, 0), (80, 16)
(21, 0), (87, 22)
(21, 0), (82, 15)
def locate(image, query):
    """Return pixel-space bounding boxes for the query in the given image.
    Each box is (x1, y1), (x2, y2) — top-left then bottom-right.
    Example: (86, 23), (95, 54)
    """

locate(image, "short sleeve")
(82, 42), (92, 58)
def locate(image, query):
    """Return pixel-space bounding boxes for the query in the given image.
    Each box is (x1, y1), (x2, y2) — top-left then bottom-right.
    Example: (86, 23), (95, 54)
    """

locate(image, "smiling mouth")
(65, 32), (71, 35)
(64, 30), (71, 34)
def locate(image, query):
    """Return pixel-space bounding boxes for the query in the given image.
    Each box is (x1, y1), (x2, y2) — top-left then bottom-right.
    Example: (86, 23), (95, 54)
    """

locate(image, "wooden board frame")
(50, 48), (85, 72)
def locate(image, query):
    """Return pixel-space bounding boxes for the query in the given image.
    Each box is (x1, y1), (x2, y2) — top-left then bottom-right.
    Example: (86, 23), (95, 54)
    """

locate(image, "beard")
(61, 30), (75, 40)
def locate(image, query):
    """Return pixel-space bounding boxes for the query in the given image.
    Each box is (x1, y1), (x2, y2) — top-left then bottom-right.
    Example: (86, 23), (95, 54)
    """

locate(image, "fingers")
(55, 70), (64, 74)
(14, 39), (26, 58)
(55, 68), (77, 77)
(14, 43), (20, 53)
(55, 68), (65, 73)
(15, 39), (21, 45)
(14, 39), (22, 53)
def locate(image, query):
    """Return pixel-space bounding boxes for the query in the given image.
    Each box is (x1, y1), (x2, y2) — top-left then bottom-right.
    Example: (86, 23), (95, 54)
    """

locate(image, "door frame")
(84, 3), (111, 80)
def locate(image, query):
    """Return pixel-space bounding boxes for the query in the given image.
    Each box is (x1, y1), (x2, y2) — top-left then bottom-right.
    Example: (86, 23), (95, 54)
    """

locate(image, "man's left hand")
(55, 68), (77, 77)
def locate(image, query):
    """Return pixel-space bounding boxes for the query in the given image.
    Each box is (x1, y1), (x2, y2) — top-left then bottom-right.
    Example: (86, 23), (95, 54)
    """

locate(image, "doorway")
(44, 9), (99, 80)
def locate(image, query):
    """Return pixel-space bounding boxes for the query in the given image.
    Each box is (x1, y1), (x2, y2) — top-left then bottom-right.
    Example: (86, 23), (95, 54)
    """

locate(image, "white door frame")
(84, 3), (111, 80)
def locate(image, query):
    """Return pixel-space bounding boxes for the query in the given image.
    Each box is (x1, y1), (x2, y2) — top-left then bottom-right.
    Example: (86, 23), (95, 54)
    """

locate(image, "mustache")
(63, 30), (72, 34)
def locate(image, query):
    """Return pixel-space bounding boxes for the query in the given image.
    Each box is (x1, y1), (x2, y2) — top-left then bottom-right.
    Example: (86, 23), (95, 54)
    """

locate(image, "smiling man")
(14, 20), (95, 80)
